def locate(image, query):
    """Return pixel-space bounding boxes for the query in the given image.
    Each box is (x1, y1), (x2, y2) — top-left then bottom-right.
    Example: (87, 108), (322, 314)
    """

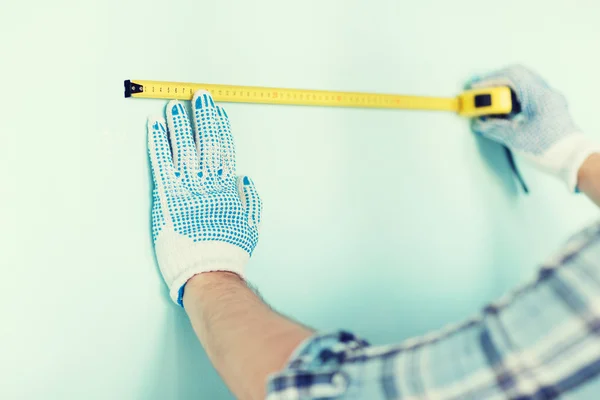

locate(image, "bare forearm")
(578, 153), (600, 207)
(183, 272), (314, 400)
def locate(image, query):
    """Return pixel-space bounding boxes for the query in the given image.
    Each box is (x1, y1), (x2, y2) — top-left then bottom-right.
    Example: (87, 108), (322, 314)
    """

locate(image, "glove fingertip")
(193, 90), (215, 109)
(147, 114), (167, 132)
(166, 100), (186, 117)
(464, 74), (483, 90)
(237, 175), (261, 226)
(147, 115), (169, 154)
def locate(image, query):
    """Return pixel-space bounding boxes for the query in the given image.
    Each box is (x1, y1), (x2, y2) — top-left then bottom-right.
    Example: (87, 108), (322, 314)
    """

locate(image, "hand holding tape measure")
(128, 65), (600, 193)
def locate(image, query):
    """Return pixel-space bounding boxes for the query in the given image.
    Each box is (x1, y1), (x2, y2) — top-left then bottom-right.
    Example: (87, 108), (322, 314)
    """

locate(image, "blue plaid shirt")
(266, 221), (600, 399)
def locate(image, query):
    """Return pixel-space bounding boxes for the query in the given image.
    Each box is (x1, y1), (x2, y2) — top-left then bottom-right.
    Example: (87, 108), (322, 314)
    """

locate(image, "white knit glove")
(148, 90), (261, 306)
(466, 65), (600, 192)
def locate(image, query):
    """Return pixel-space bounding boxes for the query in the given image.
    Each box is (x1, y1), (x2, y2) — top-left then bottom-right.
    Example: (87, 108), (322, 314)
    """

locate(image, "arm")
(183, 272), (312, 400)
(264, 224), (600, 399)
(578, 153), (600, 207)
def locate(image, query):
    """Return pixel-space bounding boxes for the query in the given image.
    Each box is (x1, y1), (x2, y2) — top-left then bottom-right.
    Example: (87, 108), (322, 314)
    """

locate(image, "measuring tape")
(124, 80), (514, 118)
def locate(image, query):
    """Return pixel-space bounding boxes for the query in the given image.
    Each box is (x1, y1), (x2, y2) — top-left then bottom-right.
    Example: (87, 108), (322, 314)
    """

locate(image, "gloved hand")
(148, 90), (262, 306)
(466, 65), (600, 192)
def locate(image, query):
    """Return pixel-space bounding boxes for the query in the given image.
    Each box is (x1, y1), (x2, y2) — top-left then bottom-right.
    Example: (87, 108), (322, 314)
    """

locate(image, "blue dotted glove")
(466, 65), (600, 192)
(148, 90), (261, 306)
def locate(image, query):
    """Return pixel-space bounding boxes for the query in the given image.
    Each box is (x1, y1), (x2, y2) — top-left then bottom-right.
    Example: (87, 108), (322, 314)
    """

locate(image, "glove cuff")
(520, 133), (600, 192)
(155, 227), (249, 305)
(556, 134), (600, 192)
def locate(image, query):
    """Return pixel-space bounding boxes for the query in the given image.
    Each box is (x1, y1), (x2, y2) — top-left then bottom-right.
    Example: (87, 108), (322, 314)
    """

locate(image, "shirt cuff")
(266, 331), (369, 398)
(283, 330), (370, 370)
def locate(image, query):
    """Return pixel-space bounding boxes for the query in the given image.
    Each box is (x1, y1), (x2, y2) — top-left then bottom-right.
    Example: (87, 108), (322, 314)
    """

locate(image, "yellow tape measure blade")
(124, 80), (461, 112)
(125, 80), (513, 117)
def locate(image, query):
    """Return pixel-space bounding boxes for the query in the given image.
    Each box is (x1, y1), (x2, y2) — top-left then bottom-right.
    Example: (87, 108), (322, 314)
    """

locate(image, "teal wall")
(2, 0), (599, 398)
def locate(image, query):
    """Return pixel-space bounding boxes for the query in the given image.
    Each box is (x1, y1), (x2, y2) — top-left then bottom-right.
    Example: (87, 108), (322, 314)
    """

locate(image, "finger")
(463, 67), (513, 90)
(466, 73), (512, 90)
(463, 74), (485, 90)
(215, 105), (236, 179)
(166, 101), (200, 184)
(467, 65), (549, 92)
(238, 176), (262, 227)
(147, 115), (177, 191)
(193, 90), (223, 186)
(464, 65), (529, 91)
(471, 117), (511, 143)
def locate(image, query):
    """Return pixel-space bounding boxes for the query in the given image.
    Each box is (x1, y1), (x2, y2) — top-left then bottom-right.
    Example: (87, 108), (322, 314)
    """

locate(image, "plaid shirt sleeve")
(266, 221), (600, 400)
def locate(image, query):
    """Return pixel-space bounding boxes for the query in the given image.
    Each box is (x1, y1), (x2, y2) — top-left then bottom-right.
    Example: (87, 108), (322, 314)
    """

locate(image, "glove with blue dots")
(148, 90), (262, 306)
(466, 65), (600, 192)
